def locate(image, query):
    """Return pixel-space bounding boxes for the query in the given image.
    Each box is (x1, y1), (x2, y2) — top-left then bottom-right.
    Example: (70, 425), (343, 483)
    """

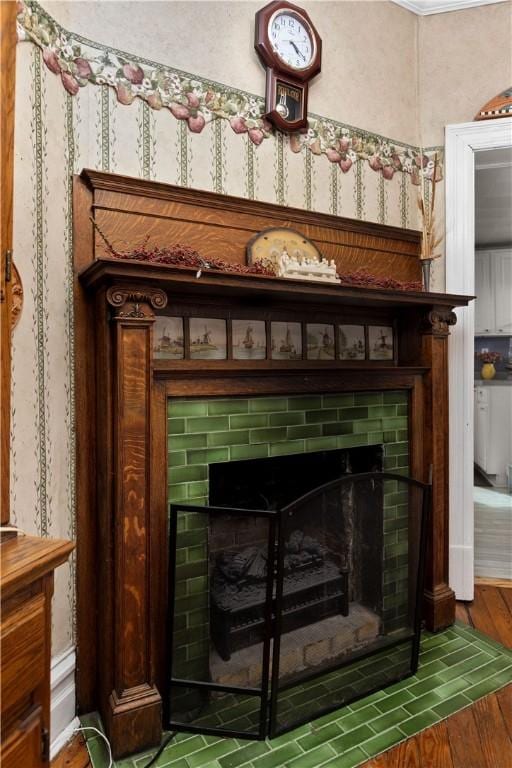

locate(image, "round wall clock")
(255, 1), (322, 132)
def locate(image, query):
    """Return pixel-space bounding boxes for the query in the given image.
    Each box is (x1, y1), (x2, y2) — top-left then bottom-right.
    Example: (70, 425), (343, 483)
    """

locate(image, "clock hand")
(289, 40), (305, 60)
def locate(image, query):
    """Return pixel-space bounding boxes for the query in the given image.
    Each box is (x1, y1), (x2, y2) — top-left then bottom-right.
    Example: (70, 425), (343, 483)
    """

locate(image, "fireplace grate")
(166, 471), (430, 739)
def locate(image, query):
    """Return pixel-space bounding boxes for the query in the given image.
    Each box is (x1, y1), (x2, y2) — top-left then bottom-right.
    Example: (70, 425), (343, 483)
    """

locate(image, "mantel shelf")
(80, 258), (473, 311)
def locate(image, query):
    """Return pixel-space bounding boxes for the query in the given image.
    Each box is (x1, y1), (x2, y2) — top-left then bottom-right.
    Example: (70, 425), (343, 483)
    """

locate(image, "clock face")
(268, 11), (314, 70)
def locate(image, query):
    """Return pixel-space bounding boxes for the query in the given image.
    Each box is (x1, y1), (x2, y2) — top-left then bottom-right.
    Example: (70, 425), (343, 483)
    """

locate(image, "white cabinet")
(475, 249), (512, 335)
(474, 387), (490, 470)
(474, 386), (512, 486)
(475, 251), (494, 334)
(495, 251), (512, 333)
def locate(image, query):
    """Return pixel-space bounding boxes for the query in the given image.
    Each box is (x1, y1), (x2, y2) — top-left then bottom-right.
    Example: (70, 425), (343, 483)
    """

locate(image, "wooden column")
(103, 286), (167, 759)
(421, 307), (457, 631)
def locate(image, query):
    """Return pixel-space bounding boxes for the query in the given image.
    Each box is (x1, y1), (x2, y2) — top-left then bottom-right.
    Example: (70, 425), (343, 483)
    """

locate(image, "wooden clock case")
(254, 0), (322, 132)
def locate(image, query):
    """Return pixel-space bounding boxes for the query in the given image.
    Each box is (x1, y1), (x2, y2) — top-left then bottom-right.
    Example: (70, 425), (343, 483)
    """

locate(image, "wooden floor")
(53, 584), (512, 768)
(363, 582), (512, 768)
(474, 486), (512, 580)
(51, 735), (90, 768)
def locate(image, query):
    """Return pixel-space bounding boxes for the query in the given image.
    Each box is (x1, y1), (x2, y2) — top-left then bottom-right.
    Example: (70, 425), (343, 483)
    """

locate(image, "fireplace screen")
(167, 471), (430, 739)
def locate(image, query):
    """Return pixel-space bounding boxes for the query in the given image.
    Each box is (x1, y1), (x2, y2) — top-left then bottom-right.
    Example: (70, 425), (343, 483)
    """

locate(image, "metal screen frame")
(167, 503), (278, 739)
(166, 471), (431, 740)
(268, 471), (431, 737)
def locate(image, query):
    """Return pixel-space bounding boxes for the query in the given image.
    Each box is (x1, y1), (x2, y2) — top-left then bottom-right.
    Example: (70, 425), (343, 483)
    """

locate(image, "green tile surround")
(168, 391), (411, 707)
(82, 623), (512, 768)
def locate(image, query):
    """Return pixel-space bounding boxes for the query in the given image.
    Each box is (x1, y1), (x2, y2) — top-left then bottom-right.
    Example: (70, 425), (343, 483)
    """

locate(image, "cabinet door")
(487, 387), (512, 484)
(474, 389), (489, 471)
(1, 707), (44, 768)
(474, 251), (495, 334)
(495, 250), (512, 333)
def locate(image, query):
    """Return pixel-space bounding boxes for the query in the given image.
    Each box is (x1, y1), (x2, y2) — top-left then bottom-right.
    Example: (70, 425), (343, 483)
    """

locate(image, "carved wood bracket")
(106, 286), (167, 320)
(421, 307), (457, 337)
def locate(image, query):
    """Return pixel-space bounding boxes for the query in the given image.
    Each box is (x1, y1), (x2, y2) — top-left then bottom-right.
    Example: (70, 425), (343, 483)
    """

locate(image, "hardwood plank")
(455, 601), (471, 626)
(466, 586), (502, 643)
(496, 685), (512, 742)
(477, 584), (512, 648)
(472, 694), (512, 768)
(392, 736), (422, 767)
(446, 703), (490, 768)
(51, 735), (90, 768)
(500, 585), (512, 618)
(417, 722), (454, 768)
(361, 752), (395, 767)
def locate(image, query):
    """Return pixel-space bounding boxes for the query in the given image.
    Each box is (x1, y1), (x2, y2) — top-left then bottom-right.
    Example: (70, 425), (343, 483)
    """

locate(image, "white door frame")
(445, 117), (512, 600)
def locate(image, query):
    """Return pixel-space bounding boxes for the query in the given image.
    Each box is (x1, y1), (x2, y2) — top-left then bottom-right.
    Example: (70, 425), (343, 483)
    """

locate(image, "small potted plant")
(477, 351), (502, 380)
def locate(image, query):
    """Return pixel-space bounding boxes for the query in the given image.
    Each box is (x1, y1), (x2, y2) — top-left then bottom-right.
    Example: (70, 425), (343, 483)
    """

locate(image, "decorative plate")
(246, 227), (322, 271)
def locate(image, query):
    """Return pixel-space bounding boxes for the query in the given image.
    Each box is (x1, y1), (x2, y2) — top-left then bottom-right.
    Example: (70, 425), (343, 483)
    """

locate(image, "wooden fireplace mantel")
(80, 257), (469, 312)
(73, 169), (472, 759)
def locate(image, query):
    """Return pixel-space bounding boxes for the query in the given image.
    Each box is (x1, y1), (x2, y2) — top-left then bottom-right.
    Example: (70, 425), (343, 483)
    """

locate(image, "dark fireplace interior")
(169, 445), (426, 738)
(208, 446), (384, 667)
(209, 445), (383, 511)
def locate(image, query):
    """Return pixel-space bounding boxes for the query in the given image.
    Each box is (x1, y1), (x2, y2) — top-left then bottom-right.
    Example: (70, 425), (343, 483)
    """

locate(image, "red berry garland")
(335, 270), (422, 292)
(91, 218), (423, 291)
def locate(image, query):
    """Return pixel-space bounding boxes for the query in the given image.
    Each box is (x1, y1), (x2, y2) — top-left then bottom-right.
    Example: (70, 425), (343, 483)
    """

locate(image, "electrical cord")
(74, 726), (177, 768)
(141, 731), (177, 768)
(73, 727), (113, 768)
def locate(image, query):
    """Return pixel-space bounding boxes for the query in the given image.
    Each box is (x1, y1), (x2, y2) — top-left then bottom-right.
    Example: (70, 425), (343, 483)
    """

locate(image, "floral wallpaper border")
(17, 0), (442, 183)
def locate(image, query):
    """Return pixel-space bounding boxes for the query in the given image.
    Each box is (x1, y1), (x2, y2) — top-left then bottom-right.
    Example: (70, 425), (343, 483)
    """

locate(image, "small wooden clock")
(255, 1), (322, 133)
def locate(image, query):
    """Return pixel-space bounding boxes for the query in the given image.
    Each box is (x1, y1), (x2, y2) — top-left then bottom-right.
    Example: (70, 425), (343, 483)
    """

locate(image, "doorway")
(473, 149), (512, 579)
(445, 118), (512, 599)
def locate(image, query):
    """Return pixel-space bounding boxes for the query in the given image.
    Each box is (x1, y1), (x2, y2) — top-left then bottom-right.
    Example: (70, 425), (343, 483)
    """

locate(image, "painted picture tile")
(153, 316), (184, 359)
(307, 324), (335, 360)
(368, 325), (395, 361)
(338, 324), (366, 360)
(271, 322), (302, 360)
(190, 318), (227, 360)
(232, 319), (266, 360)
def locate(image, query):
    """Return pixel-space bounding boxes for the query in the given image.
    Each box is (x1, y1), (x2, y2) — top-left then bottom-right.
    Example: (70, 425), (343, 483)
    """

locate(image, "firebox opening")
(208, 444), (383, 511)
(206, 446), (386, 690)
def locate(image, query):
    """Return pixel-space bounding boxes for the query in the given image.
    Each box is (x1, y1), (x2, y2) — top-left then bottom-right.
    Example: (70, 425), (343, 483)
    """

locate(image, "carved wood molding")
(106, 286), (167, 320)
(82, 170), (423, 244)
(421, 307), (457, 337)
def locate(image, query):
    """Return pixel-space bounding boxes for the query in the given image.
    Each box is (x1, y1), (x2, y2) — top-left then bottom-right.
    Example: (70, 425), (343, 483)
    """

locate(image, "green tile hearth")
(83, 623), (512, 768)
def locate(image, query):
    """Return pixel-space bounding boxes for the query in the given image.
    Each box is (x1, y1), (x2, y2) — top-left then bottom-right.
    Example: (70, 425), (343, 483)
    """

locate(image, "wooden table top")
(1, 534), (75, 598)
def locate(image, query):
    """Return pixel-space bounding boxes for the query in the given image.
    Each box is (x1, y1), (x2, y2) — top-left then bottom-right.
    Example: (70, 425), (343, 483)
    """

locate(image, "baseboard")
(50, 646), (77, 759)
(449, 544), (474, 601)
(475, 576), (512, 588)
